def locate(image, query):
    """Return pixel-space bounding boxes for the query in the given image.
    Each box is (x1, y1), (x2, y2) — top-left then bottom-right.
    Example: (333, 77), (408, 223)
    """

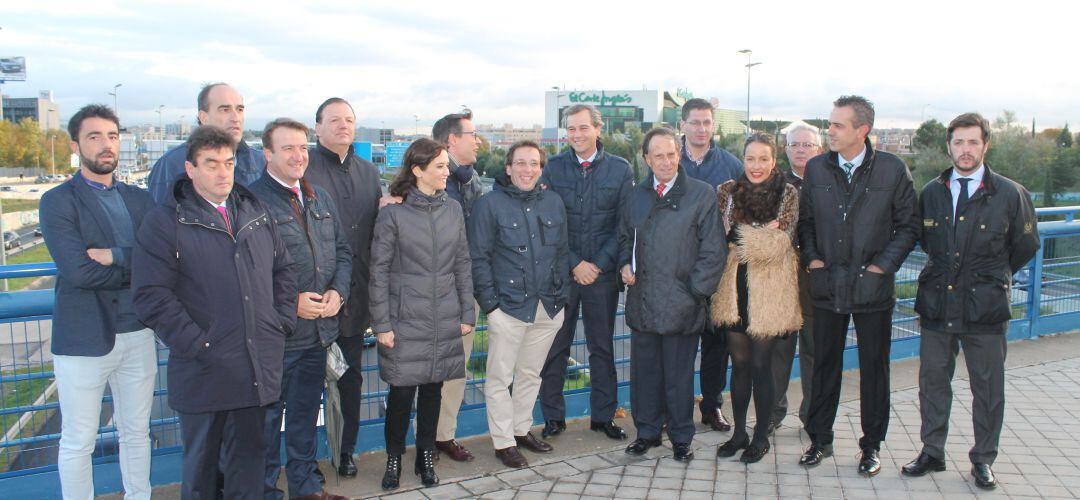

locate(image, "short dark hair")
(642, 127), (680, 157)
(68, 104), (119, 141)
(743, 132), (777, 158)
(262, 118), (310, 150)
(505, 140), (547, 168)
(389, 138), (447, 199)
(833, 95), (875, 131)
(681, 98), (714, 122)
(315, 97), (354, 124)
(185, 125), (237, 165)
(432, 110), (474, 144)
(947, 112), (991, 143)
(197, 82), (230, 123)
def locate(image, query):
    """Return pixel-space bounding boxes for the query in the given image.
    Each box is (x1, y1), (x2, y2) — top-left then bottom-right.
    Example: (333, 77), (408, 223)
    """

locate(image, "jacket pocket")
(914, 267), (944, 320)
(853, 268), (892, 306)
(538, 212), (564, 246)
(808, 267), (831, 301)
(965, 272), (1012, 324)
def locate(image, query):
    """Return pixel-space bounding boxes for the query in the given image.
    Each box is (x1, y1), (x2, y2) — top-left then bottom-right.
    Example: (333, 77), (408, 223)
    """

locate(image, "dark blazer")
(133, 178), (297, 413)
(40, 173), (154, 356)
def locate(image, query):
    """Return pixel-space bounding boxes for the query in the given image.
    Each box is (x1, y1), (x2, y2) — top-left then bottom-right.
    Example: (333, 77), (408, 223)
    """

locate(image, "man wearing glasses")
(678, 98), (743, 433)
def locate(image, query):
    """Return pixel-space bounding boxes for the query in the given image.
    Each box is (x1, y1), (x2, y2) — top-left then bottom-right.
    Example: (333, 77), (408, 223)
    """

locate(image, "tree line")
(0, 118), (73, 171)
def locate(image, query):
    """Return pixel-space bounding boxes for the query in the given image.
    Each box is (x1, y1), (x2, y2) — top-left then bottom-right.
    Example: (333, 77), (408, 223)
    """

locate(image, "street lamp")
(737, 50), (761, 136)
(413, 115), (419, 137)
(156, 105), (165, 166)
(551, 86), (562, 150)
(108, 83), (122, 120)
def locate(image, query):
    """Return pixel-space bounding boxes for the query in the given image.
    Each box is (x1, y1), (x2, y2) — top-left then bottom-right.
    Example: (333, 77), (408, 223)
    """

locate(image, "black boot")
(415, 449), (439, 487)
(381, 455), (401, 490)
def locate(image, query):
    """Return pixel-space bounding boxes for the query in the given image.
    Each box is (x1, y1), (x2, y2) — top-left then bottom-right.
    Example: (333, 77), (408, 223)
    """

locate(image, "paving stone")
(379, 490), (427, 500)
(684, 468), (713, 481)
(559, 472), (591, 484)
(678, 491), (714, 500)
(582, 483), (616, 496)
(620, 475), (651, 488)
(650, 476), (682, 490)
(460, 475), (509, 495)
(550, 480), (585, 495)
(745, 482), (777, 496)
(614, 486), (648, 499)
(531, 461), (578, 480)
(517, 480), (553, 493)
(681, 478), (711, 492)
(422, 483), (471, 500)
(565, 454), (615, 472)
(478, 490), (516, 500)
(589, 472), (621, 485)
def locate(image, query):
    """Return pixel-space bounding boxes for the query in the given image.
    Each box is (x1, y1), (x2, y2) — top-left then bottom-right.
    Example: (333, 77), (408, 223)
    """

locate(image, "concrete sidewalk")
(124, 330), (1080, 499)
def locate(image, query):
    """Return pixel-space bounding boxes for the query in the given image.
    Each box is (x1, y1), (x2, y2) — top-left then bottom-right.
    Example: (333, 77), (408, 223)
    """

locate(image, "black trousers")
(178, 406), (266, 500)
(771, 313), (815, 425)
(630, 330), (699, 445)
(539, 278), (620, 422)
(335, 334), (366, 456)
(384, 382), (443, 456)
(805, 307), (892, 450)
(698, 322), (729, 413)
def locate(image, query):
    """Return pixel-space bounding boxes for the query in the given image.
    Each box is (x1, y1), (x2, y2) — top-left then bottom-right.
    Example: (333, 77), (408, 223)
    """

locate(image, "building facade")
(1, 91), (60, 131)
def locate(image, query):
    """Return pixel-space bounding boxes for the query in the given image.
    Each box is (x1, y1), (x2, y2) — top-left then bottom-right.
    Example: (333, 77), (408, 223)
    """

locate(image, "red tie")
(290, 187), (302, 206)
(216, 205), (232, 234)
(656, 183), (666, 197)
(581, 161), (591, 168)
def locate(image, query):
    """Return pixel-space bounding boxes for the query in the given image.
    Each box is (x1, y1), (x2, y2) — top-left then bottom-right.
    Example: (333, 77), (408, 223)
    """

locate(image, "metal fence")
(0, 207), (1077, 496)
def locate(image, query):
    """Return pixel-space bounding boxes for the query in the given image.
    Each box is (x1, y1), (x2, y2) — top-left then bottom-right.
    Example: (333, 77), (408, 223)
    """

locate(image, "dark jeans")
(385, 382), (443, 456)
(771, 313), (814, 425)
(264, 345), (326, 499)
(630, 331), (699, 445)
(805, 307), (893, 450)
(335, 334), (366, 456)
(178, 406), (266, 500)
(539, 278), (620, 422)
(699, 323), (729, 414)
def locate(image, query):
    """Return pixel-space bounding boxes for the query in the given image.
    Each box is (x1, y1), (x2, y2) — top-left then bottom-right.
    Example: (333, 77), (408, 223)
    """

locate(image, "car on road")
(34, 175), (49, 184)
(3, 231), (21, 250)
(0, 186), (12, 192)
(33, 228), (42, 237)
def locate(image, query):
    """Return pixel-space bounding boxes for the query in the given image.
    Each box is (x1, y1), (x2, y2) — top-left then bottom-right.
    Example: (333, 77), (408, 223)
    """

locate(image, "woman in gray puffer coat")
(369, 138), (475, 490)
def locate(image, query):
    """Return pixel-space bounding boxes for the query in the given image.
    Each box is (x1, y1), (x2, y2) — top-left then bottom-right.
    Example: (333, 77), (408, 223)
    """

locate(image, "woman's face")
(743, 141), (776, 185)
(413, 150), (450, 193)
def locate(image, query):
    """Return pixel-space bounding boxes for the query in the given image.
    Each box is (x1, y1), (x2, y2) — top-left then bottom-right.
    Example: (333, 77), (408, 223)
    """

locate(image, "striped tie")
(842, 162), (855, 183)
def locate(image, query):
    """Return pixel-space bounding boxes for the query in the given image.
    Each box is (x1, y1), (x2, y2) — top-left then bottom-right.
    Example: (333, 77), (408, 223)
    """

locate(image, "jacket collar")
(573, 140), (607, 168)
(169, 177), (265, 231)
(824, 137), (877, 170)
(680, 136), (717, 165)
(935, 164), (1000, 196)
(315, 140), (354, 165)
(404, 186), (447, 209)
(258, 171), (317, 202)
(639, 166), (689, 205)
(494, 173), (542, 201)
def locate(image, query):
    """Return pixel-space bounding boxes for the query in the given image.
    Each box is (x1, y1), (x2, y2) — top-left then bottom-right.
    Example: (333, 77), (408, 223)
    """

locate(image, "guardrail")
(0, 206), (1077, 497)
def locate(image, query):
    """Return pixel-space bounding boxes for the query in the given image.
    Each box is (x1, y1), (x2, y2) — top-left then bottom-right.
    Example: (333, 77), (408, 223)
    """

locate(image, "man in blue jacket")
(133, 125), (297, 498)
(679, 98), (743, 433)
(145, 82), (265, 204)
(538, 104), (633, 442)
(41, 104), (156, 500)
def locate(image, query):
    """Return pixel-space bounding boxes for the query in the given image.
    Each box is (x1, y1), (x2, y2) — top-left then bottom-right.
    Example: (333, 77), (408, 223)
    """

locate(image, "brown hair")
(504, 140), (547, 167)
(389, 138), (447, 199)
(261, 117), (310, 150)
(947, 112), (991, 143)
(732, 132), (785, 225)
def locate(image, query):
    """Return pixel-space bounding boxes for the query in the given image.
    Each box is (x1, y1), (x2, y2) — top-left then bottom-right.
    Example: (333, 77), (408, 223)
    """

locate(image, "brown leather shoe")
(494, 446), (529, 468)
(702, 408), (732, 432)
(294, 491), (348, 500)
(515, 432), (553, 453)
(435, 439), (475, 462)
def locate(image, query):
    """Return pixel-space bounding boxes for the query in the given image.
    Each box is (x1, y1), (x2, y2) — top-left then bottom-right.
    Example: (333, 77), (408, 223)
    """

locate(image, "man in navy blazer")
(40, 104), (157, 500)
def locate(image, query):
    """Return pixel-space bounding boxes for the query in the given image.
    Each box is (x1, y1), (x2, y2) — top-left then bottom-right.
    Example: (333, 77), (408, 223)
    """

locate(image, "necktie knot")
(580, 160), (591, 168)
(842, 162), (856, 182)
(656, 183), (666, 197)
(290, 186), (301, 198)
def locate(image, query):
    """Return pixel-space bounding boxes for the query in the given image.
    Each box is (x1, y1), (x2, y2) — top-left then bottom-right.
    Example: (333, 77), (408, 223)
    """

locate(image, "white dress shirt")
(950, 165), (985, 217)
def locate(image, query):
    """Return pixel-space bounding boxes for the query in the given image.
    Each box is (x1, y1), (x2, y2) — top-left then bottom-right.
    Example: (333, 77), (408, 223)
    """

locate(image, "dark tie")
(956, 178), (971, 218)
(842, 162), (855, 183)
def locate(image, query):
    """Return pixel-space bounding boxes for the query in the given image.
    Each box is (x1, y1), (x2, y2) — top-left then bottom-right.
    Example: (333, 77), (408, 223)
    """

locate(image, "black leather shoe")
(337, 453), (357, 477)
(901, 452), (946, 477)
(715, 436), (749, 457)
(799, 443), (833, 466)
(414, 449), (439, 487)
(971, 463), (996, 489)
(858, 448), (881, 477)
(740, 441), (770, 463)
(541, 419), (566, 438)
(625, 437), (662, 456)
(313, 465), (325, 485)
(381, 455), (401, 490)
(672, 442), (694, 462)
(766, 419), (781, 435)
(701, 408), (732, 432)
(590, 420), (627, 440)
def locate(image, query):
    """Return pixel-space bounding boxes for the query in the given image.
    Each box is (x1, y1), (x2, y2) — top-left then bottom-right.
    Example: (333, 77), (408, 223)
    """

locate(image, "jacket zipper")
(428, 204), (439, 381)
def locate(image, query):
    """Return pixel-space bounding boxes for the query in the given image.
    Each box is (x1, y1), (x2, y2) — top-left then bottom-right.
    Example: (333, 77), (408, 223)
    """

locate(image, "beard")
(951, 152), (983, 173)
(81, 153), (117, 175)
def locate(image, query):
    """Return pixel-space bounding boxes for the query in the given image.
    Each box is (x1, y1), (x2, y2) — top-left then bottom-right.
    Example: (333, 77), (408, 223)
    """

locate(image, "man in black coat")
(901, 113), (1039, 489)
(537, 104), (633, 441)
(798, 96), (919, 476)
(619, 127), (726, 462)
(42, 105), (156, 499)
(302, 97), (384, 476)
(133, 125), (298, 499)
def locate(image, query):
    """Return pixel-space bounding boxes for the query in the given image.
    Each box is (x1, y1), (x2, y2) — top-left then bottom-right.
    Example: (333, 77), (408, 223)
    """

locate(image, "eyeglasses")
(787, 142), (818, 149)
(457, 131), (478, 137)
(684, 120), (714, 130)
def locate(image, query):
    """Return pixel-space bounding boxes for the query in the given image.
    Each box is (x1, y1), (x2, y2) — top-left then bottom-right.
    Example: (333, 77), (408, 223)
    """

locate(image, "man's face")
(314, 102), (356, 149)
(644, 135), (679, 184)
(680, 108), (715, 149)
(185, 146), (235, 204)
(786, 129), (822, 170)
(827, 106), (867, 154)
(565, 110), (601, 156)
(506, 146), (543, 191)
(197, 85), (245, 142)
(447, 118), (480, 165)
(70, 117), (120, 175)
(264, 127), (310, 184)
(948, 126), (989, 175)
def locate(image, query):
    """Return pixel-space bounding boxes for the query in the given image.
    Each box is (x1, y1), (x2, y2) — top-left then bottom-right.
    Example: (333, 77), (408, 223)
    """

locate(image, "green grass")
(0, 199), (39, 214)
(4, 244), (53, 291)
(0, 363), (56, 473)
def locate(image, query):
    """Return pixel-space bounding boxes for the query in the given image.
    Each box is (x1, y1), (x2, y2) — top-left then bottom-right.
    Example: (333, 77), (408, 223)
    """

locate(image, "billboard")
(385, 141), (411, 168)
(0, 57), (27, 81)
(352, 141), (373, 162)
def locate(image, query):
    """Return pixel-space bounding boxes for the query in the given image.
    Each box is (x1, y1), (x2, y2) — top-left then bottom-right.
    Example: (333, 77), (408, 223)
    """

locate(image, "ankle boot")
(414, 449), (439, 487)
(381, 454), (401, 490)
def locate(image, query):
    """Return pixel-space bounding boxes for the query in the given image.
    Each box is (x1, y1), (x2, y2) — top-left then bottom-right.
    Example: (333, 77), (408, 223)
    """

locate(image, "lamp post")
(551, 86), (564, 151)
(737, 50), (761, 136)
(156, 105), (165, 166)
(108, 83), (122, 121)
(413, 115), (419, 137)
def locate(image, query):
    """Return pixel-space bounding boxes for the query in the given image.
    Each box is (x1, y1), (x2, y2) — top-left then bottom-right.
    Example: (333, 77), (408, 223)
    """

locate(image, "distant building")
(476, 124), (542, 148)
(165, 120), (193, 138)
(544, 89), (680, 144)
(1, 90), (60, 131)
(871, 128), (915, 155)
(713, 108), (748, 137)
(357, 126), (394, 145)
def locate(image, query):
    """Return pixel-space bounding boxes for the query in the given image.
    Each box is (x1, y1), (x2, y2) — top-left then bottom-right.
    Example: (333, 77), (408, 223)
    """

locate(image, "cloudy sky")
(3, 0), (1077, 133)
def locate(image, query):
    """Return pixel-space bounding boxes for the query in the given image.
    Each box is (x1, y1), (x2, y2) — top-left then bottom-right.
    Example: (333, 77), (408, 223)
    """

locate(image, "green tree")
(1045, 124), (1078, 207)
(913, 119), (947, 154)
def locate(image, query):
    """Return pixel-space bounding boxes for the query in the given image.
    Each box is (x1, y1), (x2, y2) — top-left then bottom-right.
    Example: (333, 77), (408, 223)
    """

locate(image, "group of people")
(40, 83), (1040, 499)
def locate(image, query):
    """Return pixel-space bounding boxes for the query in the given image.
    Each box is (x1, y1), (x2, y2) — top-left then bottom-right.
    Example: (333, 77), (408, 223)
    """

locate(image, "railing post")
(1027, 235), (1046, 339)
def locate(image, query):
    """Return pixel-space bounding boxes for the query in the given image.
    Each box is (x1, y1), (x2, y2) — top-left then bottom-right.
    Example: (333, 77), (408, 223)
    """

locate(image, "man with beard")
(40, 104), (156, 499)
(901, 113), (1039, 490)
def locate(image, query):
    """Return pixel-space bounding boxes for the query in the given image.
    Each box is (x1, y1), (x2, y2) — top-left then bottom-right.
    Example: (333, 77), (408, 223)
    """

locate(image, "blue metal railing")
(0, 206), (1077, 496)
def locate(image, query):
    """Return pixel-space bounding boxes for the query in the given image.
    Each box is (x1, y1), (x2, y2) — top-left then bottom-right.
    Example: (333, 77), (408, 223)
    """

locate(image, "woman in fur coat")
(711, 133), (802, 463)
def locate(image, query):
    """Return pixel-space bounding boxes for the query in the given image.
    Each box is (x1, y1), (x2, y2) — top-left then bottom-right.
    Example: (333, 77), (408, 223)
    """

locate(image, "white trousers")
(55, 328), (157, 500)
(484, 303), (563, 449)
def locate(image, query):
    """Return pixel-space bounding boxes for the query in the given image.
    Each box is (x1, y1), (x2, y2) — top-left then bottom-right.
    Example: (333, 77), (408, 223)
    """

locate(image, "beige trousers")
(484, 303), (564, 449)
(436, 301), (479, 441)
